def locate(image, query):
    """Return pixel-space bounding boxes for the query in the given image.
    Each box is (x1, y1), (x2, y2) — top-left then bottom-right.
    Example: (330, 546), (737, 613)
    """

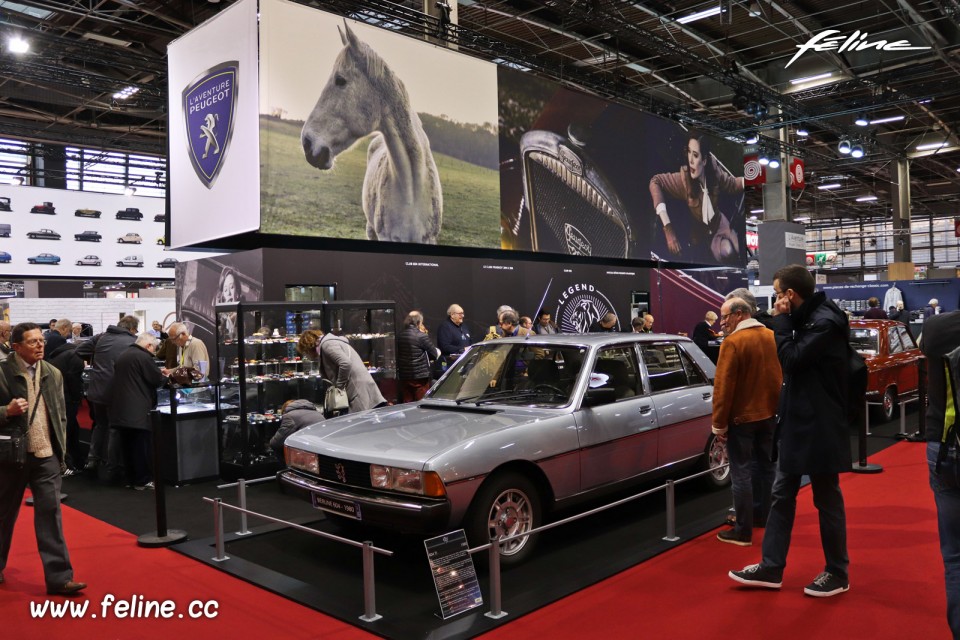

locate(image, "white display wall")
(0, 184), (222, 278)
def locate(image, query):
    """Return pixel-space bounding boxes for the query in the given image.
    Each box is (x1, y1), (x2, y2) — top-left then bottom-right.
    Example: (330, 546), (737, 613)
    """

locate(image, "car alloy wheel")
(880, 387), (896, 422)
(468, 472), (540, 565)
(702, 433), (731, 488)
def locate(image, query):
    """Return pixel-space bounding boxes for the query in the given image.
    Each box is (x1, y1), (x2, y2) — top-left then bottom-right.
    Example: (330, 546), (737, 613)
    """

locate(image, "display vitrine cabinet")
(215, 300), (397, 480)
(156, 382), (221, 485)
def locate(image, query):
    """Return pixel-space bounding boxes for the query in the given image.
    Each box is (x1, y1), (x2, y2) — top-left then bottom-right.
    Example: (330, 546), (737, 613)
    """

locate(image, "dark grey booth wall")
(180, 247), (649, 344)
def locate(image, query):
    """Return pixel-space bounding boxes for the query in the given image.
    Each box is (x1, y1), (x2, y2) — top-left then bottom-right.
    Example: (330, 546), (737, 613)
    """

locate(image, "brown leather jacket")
(711, 318), (782, 430)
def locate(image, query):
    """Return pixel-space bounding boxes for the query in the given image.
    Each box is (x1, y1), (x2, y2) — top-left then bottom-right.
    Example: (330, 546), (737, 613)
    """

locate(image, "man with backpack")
(729, 264), (853, 598)
(920, 310), (960, 639)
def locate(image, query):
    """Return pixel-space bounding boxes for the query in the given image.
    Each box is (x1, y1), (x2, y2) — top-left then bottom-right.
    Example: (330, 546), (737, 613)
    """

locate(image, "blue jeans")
(727, 418), (775, 538)
(760, 468), (849, 581)
(928, 441), (960, 640)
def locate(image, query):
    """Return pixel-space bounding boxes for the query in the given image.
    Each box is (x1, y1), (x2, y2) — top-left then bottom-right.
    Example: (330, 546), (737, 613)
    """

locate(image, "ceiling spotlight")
(768, 157), (781, 169)
(745, 102), (759, 116)
(758, 152), (770, 166)
(850, 143), (865, 158)
(869, 238), (877, 247)
(754, 103), (769, 120)
(796, 124), (809, 137)
(855, 113), (869, 126)
(8, 35), (29, 54)
(124, 185), (137, 197)
(746, 132), (759, 144)
(10, 176), (24, 186)
(733, 93), (749, 111)
(838, 138), (852, 154)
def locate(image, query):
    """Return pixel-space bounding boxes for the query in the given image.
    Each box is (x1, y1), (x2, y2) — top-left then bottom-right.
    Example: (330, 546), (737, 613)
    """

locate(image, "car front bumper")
(278, 469), (452, 534)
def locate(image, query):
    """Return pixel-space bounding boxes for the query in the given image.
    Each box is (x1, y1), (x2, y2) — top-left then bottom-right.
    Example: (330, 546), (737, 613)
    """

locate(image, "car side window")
(678, 347), (707, 385)
(898, 326), (916, 350)
(640, 343), (689, 393)
(591, 346), (640, 400)
(888, 326), (903, 354)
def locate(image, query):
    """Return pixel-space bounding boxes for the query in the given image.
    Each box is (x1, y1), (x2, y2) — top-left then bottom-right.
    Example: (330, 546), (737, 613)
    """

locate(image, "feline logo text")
(786, 30), (930, 68)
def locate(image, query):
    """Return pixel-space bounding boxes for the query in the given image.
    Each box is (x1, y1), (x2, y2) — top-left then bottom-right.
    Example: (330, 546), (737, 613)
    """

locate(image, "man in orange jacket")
(712, 297), (782, 546)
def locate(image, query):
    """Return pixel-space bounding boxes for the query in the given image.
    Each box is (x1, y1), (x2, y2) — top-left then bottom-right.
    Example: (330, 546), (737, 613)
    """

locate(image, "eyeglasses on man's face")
(20, 338), (45, 347)
(719, 311), (739, 322)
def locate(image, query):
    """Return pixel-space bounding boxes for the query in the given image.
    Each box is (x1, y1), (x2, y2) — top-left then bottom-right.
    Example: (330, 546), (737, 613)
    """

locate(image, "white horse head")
(300, 21), (442, 244)
(301, 22), (395, 170)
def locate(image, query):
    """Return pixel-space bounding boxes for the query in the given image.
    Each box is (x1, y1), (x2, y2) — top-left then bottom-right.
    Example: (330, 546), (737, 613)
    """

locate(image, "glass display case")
(215, 300), (397, 480)
(157, 381), (221, 485)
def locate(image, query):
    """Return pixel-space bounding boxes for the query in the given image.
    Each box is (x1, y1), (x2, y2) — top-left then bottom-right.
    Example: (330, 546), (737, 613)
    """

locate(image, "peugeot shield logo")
(183, 61), (238, 188)
(335, 462), (347, 483)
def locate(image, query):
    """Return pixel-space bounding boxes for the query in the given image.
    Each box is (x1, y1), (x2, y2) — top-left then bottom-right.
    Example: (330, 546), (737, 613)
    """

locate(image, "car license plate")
(311, 492), (362, 520)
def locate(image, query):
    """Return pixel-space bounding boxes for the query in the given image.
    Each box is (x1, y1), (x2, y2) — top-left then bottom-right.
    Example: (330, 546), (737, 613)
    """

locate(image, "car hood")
(284, 401), (562, 468)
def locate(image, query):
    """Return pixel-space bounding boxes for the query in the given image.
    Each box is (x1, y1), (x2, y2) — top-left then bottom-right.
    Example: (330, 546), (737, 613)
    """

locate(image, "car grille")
(317, 455), (371, 489)
(523, 150), (630, 258)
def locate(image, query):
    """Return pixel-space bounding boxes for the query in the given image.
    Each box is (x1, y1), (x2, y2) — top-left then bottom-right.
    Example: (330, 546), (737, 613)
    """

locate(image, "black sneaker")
(728, 563), (782, 588)
(803, 572), (849, 597)
(717, 529), (751, 546)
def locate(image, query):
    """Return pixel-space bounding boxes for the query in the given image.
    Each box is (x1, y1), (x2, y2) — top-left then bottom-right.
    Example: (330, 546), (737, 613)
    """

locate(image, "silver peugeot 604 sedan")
(280, 333), (727, 564)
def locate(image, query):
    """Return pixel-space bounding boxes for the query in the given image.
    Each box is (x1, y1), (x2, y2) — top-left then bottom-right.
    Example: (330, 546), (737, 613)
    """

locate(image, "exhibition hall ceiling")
(1, 0), (958, 225)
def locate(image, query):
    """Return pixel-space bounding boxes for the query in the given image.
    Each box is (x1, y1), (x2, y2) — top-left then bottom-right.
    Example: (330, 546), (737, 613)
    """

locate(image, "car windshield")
(850, 328), (879, 356)
(427, 342), (586, 407)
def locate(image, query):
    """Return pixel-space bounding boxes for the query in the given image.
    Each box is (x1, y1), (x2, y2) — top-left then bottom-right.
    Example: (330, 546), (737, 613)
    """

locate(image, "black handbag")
(0, 431), (27, 468)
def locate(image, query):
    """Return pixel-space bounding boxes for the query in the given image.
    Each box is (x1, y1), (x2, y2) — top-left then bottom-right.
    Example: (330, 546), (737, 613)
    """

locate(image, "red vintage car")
(849, 319), (922, 421)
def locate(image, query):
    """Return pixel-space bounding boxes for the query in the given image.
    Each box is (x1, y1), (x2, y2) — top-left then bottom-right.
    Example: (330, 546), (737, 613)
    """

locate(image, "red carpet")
(479, 441), (949, 640)
(0, 501), (375, 639)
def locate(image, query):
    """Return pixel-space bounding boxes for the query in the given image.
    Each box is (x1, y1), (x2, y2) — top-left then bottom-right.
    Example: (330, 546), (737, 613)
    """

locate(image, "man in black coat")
(44, 319), (85, 473)
(397, 311), (439, 402)
(436, 304), (470, 367)
(730, 264), (852, 598)
(75, 315), (138, 479)
(109, 333), (166, 490)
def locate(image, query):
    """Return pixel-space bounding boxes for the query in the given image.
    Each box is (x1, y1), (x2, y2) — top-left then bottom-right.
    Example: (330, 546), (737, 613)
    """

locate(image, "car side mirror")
(582, 387), (617, 408)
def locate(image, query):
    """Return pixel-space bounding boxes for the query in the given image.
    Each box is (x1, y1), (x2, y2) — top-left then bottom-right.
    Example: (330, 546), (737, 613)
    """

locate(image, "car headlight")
(285, 447), (319, 474)
(369, 465), (446, 497)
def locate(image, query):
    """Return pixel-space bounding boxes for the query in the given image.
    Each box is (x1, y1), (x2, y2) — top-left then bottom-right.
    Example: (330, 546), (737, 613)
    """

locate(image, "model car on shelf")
(154, 213), (166, 222)
(156, 236), (165, 245)
(74, 208), (101, 218)
(0, 197), (11, 212)
(75, 255), (101, 266)
(157, 257), (178, 268)
(30, 201), (56, 214)
(117, 232), (142, 244)
(849, 319), (922, 421)
(74, 230), (101, 242)
(0, 224), (10, 238)
(0, 251), (10, 263)
(116, 207), (143, 220)
(116, 255), (143, 267)
(280, 333), (724, 565)
(26, 228), (61, 240)
(28, 253), (60, 264)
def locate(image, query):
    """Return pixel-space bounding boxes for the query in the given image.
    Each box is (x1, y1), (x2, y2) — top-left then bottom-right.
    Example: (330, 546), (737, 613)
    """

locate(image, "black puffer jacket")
(397, 325), (438, 381)
(772, 291), (852, 475)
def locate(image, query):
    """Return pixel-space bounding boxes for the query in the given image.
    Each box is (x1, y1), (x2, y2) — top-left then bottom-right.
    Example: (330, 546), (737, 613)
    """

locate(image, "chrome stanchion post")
(485, 538), (507, 619)
(864, 399), (873, 436)
(663, 479), (679, 542)
(212, 497), (230, 562)
(359, 540), (382, 622)
(236, 478), (250, 536)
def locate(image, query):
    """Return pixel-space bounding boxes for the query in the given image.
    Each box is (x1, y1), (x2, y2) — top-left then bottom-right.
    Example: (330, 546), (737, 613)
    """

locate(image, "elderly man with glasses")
(0, 322), (86, 595)
(166, 322), (209, 376)
(712, 297), (781, 547)
(436, 304), (470, 370)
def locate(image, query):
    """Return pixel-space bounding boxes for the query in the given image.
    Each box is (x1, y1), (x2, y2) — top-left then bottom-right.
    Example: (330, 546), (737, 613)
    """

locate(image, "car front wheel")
(466, 472), (541, 566)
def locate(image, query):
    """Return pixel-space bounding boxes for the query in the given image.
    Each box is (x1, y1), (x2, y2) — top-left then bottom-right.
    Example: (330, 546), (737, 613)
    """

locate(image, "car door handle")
(639, 404), (653, 415)
(702, 392), (712, 400)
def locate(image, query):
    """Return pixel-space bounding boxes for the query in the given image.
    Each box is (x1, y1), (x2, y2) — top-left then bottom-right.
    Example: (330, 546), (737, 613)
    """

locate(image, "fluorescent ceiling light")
(0, 1), (54, 19)
(676, 6), (722, 24)
(869, 115), (905, 125)
(8, 35), (28, 54)
(817, 183), (842, 190)
(793, 216), (810, 223)
(796, 125), (809, 137)
(81, 32), (132, 47)
(750, 208), (764, 214)
(855, 196), (877, 202)
(917, 141), (947, 151)
(927, 180), (952, 187)
(625, 62), (650, 74)
(113, 86), (140, 100)
(789, 72), (832, 85)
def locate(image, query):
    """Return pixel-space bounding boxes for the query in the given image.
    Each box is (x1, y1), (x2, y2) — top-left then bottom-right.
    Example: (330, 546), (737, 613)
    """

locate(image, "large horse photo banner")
(168, 0), (745, 268)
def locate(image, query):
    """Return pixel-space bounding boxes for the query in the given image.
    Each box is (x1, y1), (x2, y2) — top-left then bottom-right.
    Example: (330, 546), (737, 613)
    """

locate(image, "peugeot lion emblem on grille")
(335, 462), (347, 483)
(520, 129), (632, 258)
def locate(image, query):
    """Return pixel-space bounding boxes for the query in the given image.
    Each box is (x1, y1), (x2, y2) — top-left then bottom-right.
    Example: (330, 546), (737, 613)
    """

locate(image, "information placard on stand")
(424, 530), (483, 619)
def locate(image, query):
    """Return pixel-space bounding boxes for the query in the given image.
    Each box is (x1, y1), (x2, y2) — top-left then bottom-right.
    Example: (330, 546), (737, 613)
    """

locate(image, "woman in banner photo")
(649, 131), (744, 263)
(214, 266), (244, 340)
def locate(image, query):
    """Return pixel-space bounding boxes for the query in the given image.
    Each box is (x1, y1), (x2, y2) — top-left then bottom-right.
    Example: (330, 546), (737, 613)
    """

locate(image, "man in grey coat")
(75, 315), (138, 479)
